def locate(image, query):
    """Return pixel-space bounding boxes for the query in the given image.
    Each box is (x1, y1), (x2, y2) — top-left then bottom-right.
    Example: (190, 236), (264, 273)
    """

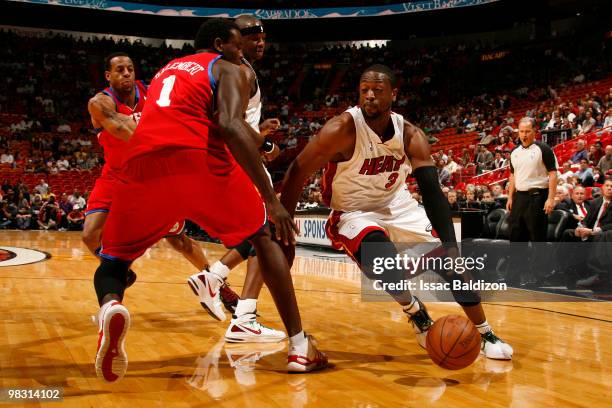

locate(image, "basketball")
(426, 315), (481, 370)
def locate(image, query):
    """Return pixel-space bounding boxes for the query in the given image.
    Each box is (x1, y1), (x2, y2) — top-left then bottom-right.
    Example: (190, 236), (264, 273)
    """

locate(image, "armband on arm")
(260, 137), (275, 154)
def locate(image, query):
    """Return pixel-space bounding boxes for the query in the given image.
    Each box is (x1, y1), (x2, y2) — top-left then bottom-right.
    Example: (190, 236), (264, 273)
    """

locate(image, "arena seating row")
(467, 208), (569, 242)
(0, 168), (99, 195)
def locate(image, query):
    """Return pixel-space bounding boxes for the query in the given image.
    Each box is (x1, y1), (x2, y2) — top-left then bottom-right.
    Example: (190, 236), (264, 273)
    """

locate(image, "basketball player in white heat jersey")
(187, 15), (287, 343)
(280, 65), (513, 360)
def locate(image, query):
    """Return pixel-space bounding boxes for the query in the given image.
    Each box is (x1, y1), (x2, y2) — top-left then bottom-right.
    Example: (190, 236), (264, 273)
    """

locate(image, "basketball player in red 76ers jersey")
(281, 64), (513, 361)
(92, 19), (326, 382)
(86, 52), (239, 305)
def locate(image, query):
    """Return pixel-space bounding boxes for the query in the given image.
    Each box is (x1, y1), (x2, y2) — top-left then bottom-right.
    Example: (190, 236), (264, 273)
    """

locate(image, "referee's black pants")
(507, 189), (549, 284)
(509, 189), (549, 242)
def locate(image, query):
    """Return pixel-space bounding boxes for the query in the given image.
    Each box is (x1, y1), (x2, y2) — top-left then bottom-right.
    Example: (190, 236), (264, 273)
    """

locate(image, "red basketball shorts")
(85, 171), (116, 216)
(99, 148), (267, 261)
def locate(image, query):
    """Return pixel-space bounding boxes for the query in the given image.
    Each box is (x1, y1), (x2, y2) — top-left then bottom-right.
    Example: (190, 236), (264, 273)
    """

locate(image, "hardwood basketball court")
(1, 231), (610, 407)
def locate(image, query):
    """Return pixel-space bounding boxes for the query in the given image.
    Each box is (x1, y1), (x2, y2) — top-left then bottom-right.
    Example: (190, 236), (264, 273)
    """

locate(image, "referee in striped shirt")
(507, 117), (558, 242)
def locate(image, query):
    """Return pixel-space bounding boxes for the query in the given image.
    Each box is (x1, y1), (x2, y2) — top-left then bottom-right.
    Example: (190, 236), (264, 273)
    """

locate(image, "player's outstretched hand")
(267, 200), (299, 246)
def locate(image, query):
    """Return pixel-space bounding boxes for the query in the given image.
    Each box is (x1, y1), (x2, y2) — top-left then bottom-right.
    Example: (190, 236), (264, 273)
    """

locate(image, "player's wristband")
(260, 138), (275, 154)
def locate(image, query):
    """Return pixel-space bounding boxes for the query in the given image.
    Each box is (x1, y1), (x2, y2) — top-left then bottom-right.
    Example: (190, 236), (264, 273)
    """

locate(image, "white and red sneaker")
(187, 270), (226, 321)
(95, 301), (130, 382)
(225, 313), (286, 343)
(287, 334), (328, 372)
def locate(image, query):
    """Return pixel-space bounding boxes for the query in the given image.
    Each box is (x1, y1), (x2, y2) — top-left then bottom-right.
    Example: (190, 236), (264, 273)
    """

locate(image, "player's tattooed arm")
(88, 93), (137, 141)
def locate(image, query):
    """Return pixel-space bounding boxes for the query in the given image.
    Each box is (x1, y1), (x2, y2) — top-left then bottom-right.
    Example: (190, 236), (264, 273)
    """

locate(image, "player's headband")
(240, 25), (264, 36)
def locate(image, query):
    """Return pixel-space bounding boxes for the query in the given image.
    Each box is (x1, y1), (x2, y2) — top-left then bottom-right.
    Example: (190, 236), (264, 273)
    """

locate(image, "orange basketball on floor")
(426, 315), (481, 370)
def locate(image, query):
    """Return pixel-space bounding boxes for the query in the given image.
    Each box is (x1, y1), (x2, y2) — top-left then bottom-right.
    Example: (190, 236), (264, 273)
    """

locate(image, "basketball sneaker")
(219, 281), (239, 314)
(404, 297), (434, 349)
(188, 270), (226, 321)
(95, 301), (130, 382)
(481, 331), (513, 360)
(287, 334), (328, 372)
(225, 312), (286, 343)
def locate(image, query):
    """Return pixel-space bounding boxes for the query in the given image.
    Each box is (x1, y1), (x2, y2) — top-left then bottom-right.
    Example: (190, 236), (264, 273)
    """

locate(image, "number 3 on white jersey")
(156, 75), (176, 107)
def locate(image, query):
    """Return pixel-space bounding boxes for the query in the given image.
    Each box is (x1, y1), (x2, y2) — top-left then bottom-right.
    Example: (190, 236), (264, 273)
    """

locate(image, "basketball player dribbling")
(86, 52), (239, 308)
(188, 15), (287, 343)
(280, 65), (513, 360)
(93, 19), (327, 382)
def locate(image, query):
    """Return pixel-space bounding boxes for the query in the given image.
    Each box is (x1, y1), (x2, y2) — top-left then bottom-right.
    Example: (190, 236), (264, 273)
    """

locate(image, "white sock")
(289, 331), (308, 355)
(475, 320), (492, 334)
(234, 299), (257, 317)
(402, 297), (420, 315)
(208, 261), (230, 280)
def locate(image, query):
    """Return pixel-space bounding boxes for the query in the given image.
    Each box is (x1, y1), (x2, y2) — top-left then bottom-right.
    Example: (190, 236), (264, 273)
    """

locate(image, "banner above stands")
(9, 0), (500, 20)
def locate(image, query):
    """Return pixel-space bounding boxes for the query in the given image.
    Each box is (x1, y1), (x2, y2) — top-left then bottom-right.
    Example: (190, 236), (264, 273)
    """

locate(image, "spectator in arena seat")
(557, 185), (591, 230)
(57, 121), (72, 134)
(0, 149), (14, 165)
(447, 190), (459, 211)
(1, 180), (11, 194)
(576, 159), (594, 187)
(475, 144), (493, 173)
(558, 161), (575, 183)
(57, 155), (70, 171)
(59, 193), (72, 215)
(46, 159), (59, 174)
(303, 191), (321, 209)
(68, 189), (86, 209)
(491, 184), (505, 199)
(0, 201), (14, 229)
(597, 145), (612, 174)
(578, 111), (596, 135)
(499, 134), (515, 152)
(461, 148), (471, 165)
(444, 156), (459, 174)
(588, 143), (604, 165)
(465, 191), (480, 209)
(436, 159), (450, 186)
(553, 185), (570, 208)
(480, 190), (501, 213)
(67, 204), (85, 231)
(15, 192), (32, 230)
(594, 113), (604, 129)
(284, 134), (298, 150)
(37, 195), (59, 230)
(30, 194), (43, 215)
(492, 151), (506, 169)
(437, 149), (448, 163)
(603, 108), (612, 129)
(571, 178), (612, 289)
(34, 179), (49, 196)
(479, 133), (496, 146)
(570, 140), (588, 164)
